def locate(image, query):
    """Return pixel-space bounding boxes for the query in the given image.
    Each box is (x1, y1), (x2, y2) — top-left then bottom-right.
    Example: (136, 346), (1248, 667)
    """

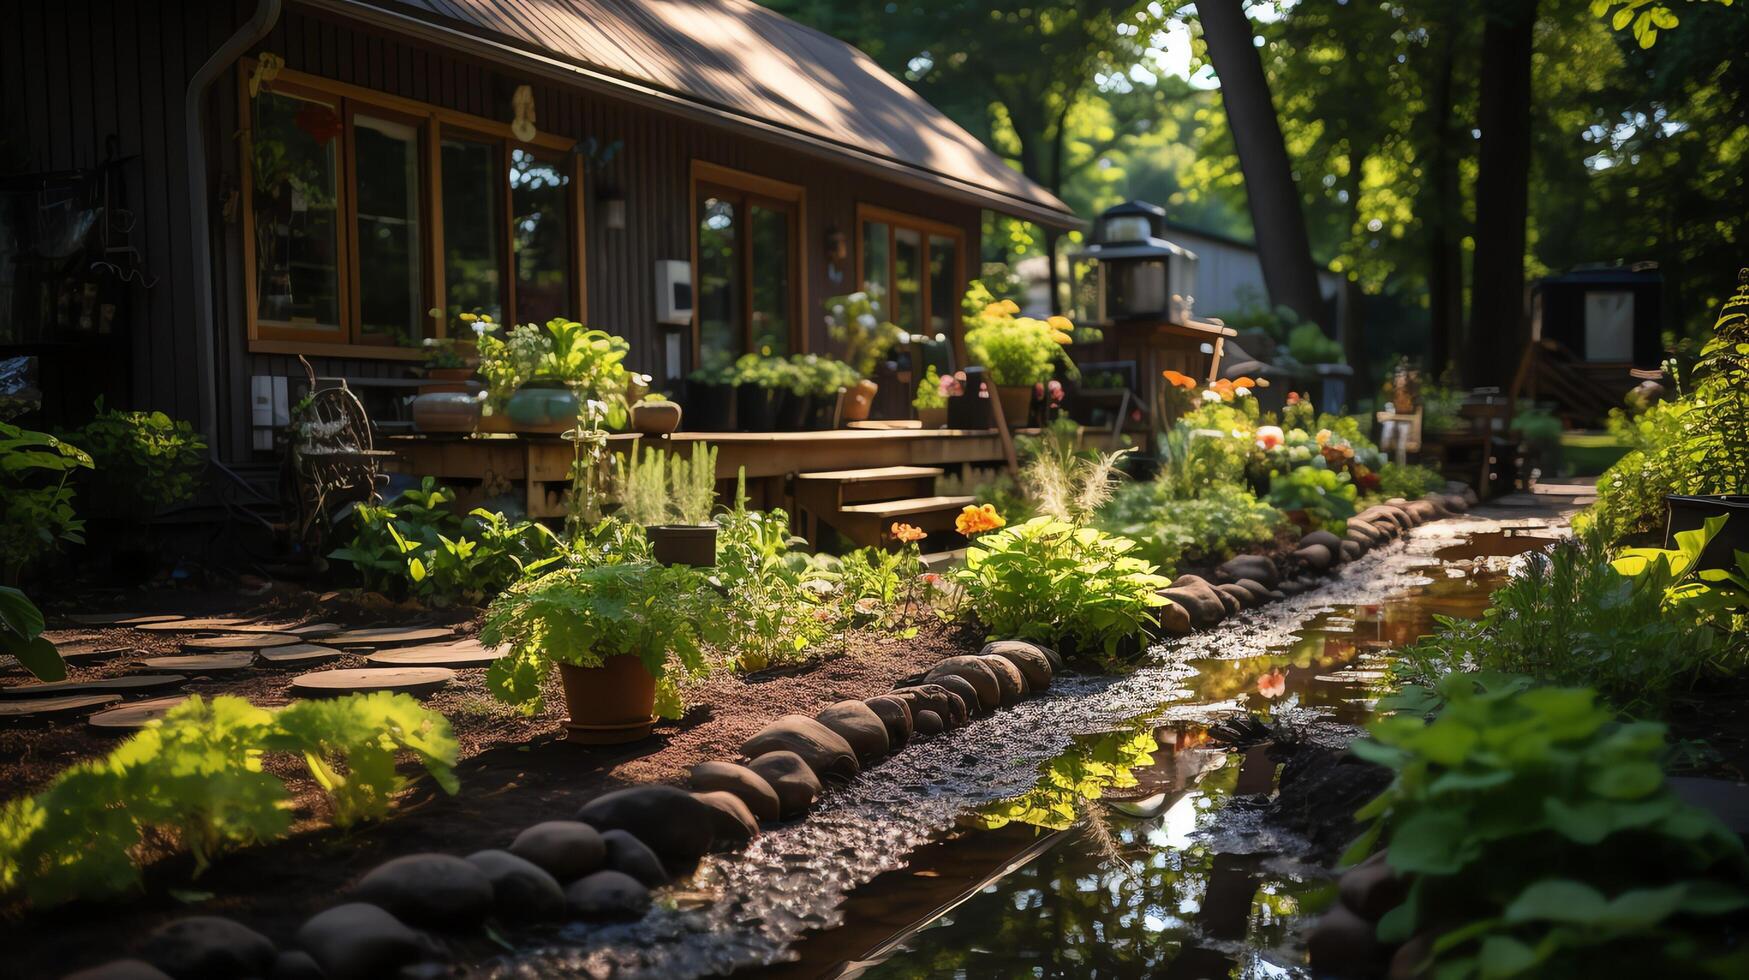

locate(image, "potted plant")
(962, 281), (1075, 428)
(789, 353), (861, 429)
(914, 364), (949, 429)
(825, 287), (899, 421)
(476, 317), (632, 434)
(411, 337), (483, 434)
(481, 561), (719, 743)
(733, 353), (794, 431)
(630, 392), (683, 435)
(613, 444), (720, 566)
(685, 352), (738, 432)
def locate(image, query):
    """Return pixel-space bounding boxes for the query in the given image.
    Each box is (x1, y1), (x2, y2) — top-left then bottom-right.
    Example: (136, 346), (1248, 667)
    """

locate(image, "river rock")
(295, 903), (434, 980)
(814, 700), (890, 764)
(599, 829), (669, 887)
(465, 850), (565, 920)
(351, 853), (494, 929)
(928, 674), (982, 719)
(913, 709), (945, 736)
(980, 640), (1054, 691)
(746, 751), (821, 818)
(509, 820), (605, 882)
(1208, 583), (1242, 615)
(1339, 850), (1409, 920)
(575, 785), (716, 876)
(1216, 583), (1259, 610)
(564, 870), (651, 920)
(1346, 519), (1385, 543)
(1155, 598), (1194, 636)
(1340, 539), (1363, 561)
(689, 761), (781, 822)
(1406, 499), (1439, 523)
(269, 950), (323, 980)
(1173, 574), (1236, 618)
(1300, 529), (1345, 554)
(1294, 543), (1334, 571)
(864, 695), (913, 746)
(1306, 902), (1391, 978)
(64, 961), (174, 980)
(1441, 492), (1470, 513)
(741, 714), (860, 783)
(924, 657), (1001, 714)
(1158, 587), (1223, 629)
(1217, 554), (1278, 588)
(1278, 578), (1309, 597)
(978, 654), (1027, 705)
(692, 791), (759, 849)
(1359, 504), (1410, 531)
(891, 684), (966, 727)
(1233, 578), (1272, 603)
(139, 916), (277, 980)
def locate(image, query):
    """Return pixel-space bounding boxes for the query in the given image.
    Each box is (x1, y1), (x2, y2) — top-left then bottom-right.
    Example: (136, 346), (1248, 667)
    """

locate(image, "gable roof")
(319, 0), (1080, 227)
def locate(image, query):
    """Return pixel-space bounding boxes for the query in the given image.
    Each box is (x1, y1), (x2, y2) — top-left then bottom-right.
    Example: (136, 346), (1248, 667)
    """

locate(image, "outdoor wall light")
(600, 192), (627, 231)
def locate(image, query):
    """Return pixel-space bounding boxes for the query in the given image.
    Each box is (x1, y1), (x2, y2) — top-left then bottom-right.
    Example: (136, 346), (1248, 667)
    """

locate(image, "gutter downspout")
(186, 0), (282, 450)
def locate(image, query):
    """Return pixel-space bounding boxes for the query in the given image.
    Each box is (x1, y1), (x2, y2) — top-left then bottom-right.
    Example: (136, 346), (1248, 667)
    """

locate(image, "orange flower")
(954, 503), (1006, 536)
(1258, 670), (1287, 700)
(1162, 369), (1197, 389)
(890, 522), (927, 544)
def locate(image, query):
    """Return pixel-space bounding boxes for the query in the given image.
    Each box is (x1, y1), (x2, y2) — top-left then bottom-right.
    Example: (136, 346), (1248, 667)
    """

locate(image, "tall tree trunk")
(1423, 14), (1464, 377)
(1199, 0), (1327, 331)
(1467, 0), (1538, 386)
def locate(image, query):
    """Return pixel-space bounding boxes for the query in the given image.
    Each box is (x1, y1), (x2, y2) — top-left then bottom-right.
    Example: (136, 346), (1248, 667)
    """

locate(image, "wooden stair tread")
(795, 465), (945, 483)
(838, 495), (975, 518)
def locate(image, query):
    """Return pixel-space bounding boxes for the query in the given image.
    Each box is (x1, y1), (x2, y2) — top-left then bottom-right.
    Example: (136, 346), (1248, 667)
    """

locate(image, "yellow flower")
(1047, 315), (1074, 333)
(955, 503), (1006, 536)
(459, 313), (478, 323)
(999, 300), (1020, 315)
(890, 522), (927, 544)
(1050, 330), (1073, 344)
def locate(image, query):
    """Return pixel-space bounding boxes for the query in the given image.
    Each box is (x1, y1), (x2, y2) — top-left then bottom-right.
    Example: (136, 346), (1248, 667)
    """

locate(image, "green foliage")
(0, 693), (456, 907)
(1349, 673), (1748, 978)
(1164, 399), (1262, 492)
(475, 318), (632, 416)
(951, 516), (1171, 659)
(1266, 466), (1358, 532)
(480, 561), (720, 718)
(1017, 418), (1128, 522)
(328, 478), (562, 606)
(686, 349), (737, 385)
(611, 445), (719, 526)
(824, 287), (901, 377)
(0, 420), (91, 580)
(0, 586), (65, 682)
(914, 365), (948, 411)
(732, 353), (798, 391)
(1376, 462), (1448, 500)
(710, 502), (831, 671)
(976, 727), (1159, 831)
(1285, 322), (1344, 365)
(962, 281), (1066, 387)
(788, 353), (862, 397)
(66, 400), (206, 515)
(1097, 480), (1286, 576)
(1593, 0), (1734, 48)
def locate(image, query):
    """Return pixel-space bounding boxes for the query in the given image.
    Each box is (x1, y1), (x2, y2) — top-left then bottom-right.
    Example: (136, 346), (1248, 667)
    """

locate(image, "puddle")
(1433, 529), (1560, 561)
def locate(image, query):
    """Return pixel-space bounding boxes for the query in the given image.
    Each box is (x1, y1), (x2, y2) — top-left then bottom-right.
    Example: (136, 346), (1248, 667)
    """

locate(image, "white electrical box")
(656, 260), (693, 326)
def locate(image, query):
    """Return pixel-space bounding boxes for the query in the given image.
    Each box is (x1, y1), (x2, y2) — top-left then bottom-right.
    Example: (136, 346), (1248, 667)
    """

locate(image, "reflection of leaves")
(977, 727), (1159, 831)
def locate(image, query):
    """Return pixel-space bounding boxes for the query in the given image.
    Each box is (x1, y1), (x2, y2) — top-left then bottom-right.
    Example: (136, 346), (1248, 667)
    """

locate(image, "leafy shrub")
(1349, 673), (1749, 979)
(1285, 322), (1344, 365)
(1097, 481), (1286, 576)
(1266, 465), (1358, 532)
(1166, 399), (1262, 492)
(1376, 462), (1447, 500)
(0, 586), (64, 682)
(913, 365), (948, 411)
(0, 693), (457, 907)
(66, 399), (206, 515)
(789, 353), (862, 397)
(612, 445), (718, 526)
(710, 504), (831, 671)
(950, 516), (1171, 659)
(0, 421), (90, 582)
(481, 561), (719, 718)
(962, 280), (1075, 386)
(476, 318), (632, 418)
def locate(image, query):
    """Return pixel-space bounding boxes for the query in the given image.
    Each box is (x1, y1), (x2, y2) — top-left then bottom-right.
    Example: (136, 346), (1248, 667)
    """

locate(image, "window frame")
(854, 204), (967, 367)
(238, 59), (585, 360)
(688, 160), (806, 365)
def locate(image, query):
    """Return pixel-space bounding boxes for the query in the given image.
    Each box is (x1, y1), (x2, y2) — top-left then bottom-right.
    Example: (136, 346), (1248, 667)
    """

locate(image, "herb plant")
(1375, 461), (1447, 501)
(1097, 481), (1286, 576)
(66, 399), (207, 515)
(612, 445), (719, 526)
(0, 421), (91, 583)
(913, 365), (948, 411)
(710, 499), (831, 671)
(1266, 465), (1358, 531)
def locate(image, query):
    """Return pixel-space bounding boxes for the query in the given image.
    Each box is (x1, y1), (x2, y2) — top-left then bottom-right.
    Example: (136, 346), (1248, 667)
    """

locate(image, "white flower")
(848, 292), (868, 304)
(857, 313), (877, 329)
(1202, 389), (1223, 402)
(832, 304), (846, 316)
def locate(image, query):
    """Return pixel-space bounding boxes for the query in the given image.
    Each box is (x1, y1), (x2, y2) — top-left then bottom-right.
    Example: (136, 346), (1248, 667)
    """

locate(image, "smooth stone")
(1441, 492), (1471, 514)
(927, 673), (981, 720)
(1340, 850), (1409, 920)
(51, 642), (133, 662)
(351, 853), (494, 929)
(1346, 519), (1385, 544)
(319, 627), (455, 647)
(1405, 499), (1439, 523)
(1216, 583), (1259, 610)
(745, 751), (821, 819)
(1340, 539), (1364, 561)
(139, 915), (277, 980)
(1300, 529), (1345, 554)
(688, 761), (781, 822)
(599, 828), (670, 887)
(978, 654), (1027, 706)
(741, 714), (860, 783)
(268, 950), (324, 980)
(691, 791), (759, 849)
(465, 849), (565, 920)
(63, 961), (174, 980)
(133, 617), (262, 632)
(979, 640), (1053, 691)
(814, 700), (890, 764)
(890, 684), (966, 727)
(289, 667), (454, 700)
(564, 870), (650, 920)
(509, 821), (605, 882)
(1157, 587), (1223, 629)
(1306, 902), (1391, 978)
(138, 653), (255, 674)
(1216, 554), (1278, 588)
(0, 693), (122, 720)
(65, 613), (180, 626)
(913, 709), (945, 736)
(1278, 579), (1309, 597)
(1155, 599), (1194, 636)
(1233, 578), (1272, 602)
(1294, 544), (1334, 571)
(575, 785), (716, 876)
(924, 656), (1001, 713)
(1208, 583), (1242, 615)
(86, 696), (193, 733)
(295, 903), (433, 980)
(257, 643), (344, 666)
(863, 695), (913, 747)
(0, 675), (184, 698)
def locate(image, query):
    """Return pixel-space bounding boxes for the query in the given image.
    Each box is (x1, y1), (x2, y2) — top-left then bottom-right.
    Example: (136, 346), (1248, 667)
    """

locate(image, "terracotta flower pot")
(842, 379), (879, 422)
(410, 391), (481, 434)
(995, 384), (1033, 429)
(917, 406), (947, 429)
(647, 522), (718, 567)
(557, 656), (657, 744)
(631, 400), (683, 435)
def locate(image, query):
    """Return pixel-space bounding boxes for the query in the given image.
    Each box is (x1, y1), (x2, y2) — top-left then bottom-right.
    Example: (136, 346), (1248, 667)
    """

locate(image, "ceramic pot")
(411, 391), (482, 434)
(842, 379), (879, 422)
(558, 657), (657, 744)
(995, 384), (1034, 429)
(917, 406), (947, 429)
(506, 384), (579, 434)
(631, 400), (683, 435)
(647, 522), (718, 567)
(1665, 494), (1749, 571)
(685, 380), (738, 432)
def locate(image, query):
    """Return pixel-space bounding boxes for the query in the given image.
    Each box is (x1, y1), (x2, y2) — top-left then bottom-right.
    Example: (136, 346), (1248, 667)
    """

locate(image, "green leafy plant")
(0, 421), (91, 583)
(962, 280), (1073, 386)
(612, 445), (719, 526)
(0, 693), (457, 907)
(732, 352), (800, 392)
(1376, 462), (1448, 501)
(481, 561), (720, 718)
(1285, 321), (1344, 365)
(709, 490), (832, 671)
(687, 350), (737, 385)
(474, 317), (631, 420)
(825, 287), (901, 377)
(788, 353), (861, 398)
(1097, 481), (1286, 576)
(913, 365), (948, 411)
(950, 515), (1172, 659)
(1266, 465), (1358, 532)
(0, 586), (65, 682)
(1348, 673), (1749, 978)
(66, 399), (207, 515)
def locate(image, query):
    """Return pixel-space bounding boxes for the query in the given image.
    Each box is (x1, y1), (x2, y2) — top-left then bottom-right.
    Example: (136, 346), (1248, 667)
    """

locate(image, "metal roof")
(324, 0), (1080, 227)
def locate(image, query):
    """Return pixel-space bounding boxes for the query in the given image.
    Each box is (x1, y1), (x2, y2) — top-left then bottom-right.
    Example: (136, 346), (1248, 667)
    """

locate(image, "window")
(857, 206), (964, 375)
(241, 62), (582, 357)
(691, 162), (804, 363)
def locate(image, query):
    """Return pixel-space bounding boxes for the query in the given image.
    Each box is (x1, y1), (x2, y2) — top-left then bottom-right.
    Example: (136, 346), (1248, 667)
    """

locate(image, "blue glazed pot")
(506, 384), (580, 434)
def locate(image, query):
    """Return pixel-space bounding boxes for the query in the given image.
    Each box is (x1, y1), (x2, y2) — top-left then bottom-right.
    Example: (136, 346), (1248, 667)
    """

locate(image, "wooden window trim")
(688, 160), (807, 365)
(854, 203), (967, 367)
(238, 58), (585, 361)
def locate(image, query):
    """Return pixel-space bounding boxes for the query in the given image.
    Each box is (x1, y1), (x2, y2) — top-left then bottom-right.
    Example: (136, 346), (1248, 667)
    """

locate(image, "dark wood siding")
(3, 1), (982, 461)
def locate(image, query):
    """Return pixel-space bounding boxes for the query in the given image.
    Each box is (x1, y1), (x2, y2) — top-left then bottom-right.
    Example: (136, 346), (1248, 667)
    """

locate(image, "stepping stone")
(365, 640), (505, 669)
(284, 622), (343, 638)
(138, 653), (257, 675)
(320, 626), (455, 648)
(290, 667), (455, 700)
(219, 621), (341, 638)
(180, 633), (300, 651)
(135, 617), (264, 633)
(0, 693), (122, 721)
(88, 696), (191, 732)
(259, 643), (346, 667)
(64, 613), (181, 627)
(2, 641), (132, 667)
(0, 674), (187, 698)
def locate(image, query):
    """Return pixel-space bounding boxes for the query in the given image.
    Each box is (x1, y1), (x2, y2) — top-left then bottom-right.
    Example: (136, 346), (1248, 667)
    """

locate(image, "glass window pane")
(251, 90), (342, 329)
(861, 220), (890, 298)
(749, 204), (790, 354)
(893, 227), (922, 333)
(441, 136), (503, 324)
(697, 194), (740, 359)
(928, 236), (957, 338)
(510, 148), (571, 325)
(354, 115), (422, 346)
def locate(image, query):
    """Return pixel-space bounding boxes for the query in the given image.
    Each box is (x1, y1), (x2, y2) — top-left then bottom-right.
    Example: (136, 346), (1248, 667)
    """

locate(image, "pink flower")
(939, 372), (964, 398)
(1258, 670), (1287, 699)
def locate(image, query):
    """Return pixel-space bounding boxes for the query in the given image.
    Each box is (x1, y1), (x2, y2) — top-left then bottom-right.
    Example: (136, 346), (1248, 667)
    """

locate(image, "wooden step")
(827, 494), (975, 549)
(795, 465), (944, 483)
(838, 494), (973, 518)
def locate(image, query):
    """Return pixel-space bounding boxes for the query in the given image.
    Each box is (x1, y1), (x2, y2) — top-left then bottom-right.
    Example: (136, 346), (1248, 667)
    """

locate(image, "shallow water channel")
(491, 519), (1562, 980)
